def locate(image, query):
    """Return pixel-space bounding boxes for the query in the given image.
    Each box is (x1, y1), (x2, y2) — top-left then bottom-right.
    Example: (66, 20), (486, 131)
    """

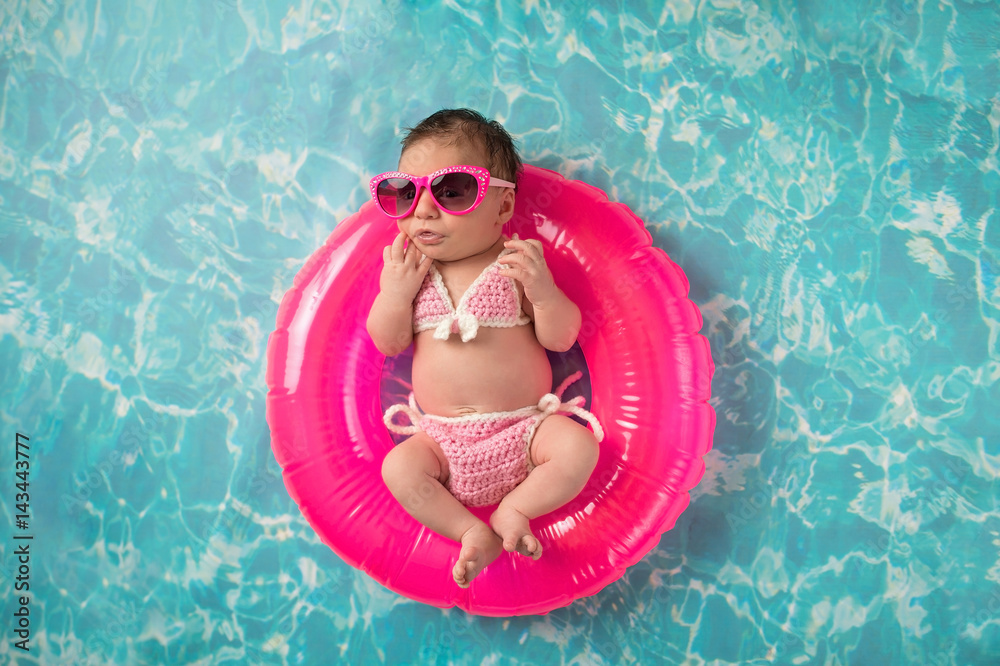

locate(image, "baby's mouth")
(414, 231), (444, 244)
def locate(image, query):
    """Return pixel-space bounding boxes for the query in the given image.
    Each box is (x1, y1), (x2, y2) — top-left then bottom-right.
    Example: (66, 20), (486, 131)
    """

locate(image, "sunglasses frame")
(368, 165), (516, 219)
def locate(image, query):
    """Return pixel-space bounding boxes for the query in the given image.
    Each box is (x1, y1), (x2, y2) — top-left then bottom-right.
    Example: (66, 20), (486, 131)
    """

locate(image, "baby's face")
(395, 137), (515, 261)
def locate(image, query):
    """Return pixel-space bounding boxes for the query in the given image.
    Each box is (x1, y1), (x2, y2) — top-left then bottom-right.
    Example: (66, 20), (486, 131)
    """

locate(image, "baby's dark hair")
(400, 108), (522, 186)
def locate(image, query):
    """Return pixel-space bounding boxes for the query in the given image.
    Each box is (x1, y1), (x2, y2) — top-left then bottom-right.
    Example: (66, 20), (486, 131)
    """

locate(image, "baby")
(367, 109), (602, 588)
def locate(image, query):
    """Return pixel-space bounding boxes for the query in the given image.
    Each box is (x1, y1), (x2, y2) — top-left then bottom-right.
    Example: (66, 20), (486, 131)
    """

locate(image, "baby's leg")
(381, 432), (502, 587)
(490, 415), (599, 559)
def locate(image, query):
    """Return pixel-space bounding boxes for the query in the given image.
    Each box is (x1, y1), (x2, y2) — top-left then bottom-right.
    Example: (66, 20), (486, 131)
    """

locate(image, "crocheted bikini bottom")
(384, 372), (604, 507)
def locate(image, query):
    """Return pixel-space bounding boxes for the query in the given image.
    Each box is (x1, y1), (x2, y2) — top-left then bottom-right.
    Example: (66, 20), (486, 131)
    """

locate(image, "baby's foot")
(453, 523), (503, 588)
(490, 506), (542, 560)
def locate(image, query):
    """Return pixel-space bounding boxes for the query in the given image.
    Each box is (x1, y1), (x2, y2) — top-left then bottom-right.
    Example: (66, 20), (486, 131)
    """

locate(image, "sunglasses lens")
(376, 178), (416, 216)
(431, 172), (478, 212)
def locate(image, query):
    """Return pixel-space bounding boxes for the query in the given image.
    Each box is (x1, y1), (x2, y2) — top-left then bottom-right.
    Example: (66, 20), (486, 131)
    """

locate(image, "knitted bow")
(433, 312), (479, 342)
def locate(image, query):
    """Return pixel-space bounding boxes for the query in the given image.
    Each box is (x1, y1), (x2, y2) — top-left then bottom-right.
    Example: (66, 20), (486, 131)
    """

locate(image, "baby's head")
(400, 108), (522, 187)
(379, 109), (521, 259)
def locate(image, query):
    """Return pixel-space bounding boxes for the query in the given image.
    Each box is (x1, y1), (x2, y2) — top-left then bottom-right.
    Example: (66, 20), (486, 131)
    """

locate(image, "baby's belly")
(411, 325), (553, 416)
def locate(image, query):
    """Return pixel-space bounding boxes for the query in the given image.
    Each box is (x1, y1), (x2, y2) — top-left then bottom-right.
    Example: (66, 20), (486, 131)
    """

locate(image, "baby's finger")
(390, 231), (407, 261)
(506, 251), (547, 276)
(497, 252), (528, 271)
(417, 252), (433, 275)
(513, 239), (544, 262)
(524, 239), (544, 258)
(407, 241), (429, 268)
(500, 255), (537, 276)
(504, 238), (543, 261)
(497, 263), (526, 282)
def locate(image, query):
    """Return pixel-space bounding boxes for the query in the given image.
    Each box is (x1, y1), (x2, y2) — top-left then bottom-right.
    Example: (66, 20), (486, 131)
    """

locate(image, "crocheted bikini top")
(413, 249), (531, 342)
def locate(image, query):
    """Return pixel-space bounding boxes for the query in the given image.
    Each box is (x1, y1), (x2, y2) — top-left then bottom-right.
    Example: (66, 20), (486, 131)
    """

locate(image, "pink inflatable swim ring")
(266, 165), (715, 616)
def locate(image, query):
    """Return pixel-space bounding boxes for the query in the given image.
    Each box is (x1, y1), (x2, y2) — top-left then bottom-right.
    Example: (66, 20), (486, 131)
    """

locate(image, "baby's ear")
(497, 187), (516, 224)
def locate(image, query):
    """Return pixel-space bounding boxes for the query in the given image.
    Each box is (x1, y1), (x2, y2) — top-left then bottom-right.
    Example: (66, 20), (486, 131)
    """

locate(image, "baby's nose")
(413, 187), (438, 217)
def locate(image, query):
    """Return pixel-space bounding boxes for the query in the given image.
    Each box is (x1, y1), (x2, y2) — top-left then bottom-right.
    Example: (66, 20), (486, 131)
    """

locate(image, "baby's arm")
(499, 238), (581, 352)
(366, 231), (432, 356)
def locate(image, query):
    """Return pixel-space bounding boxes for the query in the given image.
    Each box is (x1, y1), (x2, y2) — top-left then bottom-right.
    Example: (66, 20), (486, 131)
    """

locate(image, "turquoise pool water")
(2, 0), (999, 663)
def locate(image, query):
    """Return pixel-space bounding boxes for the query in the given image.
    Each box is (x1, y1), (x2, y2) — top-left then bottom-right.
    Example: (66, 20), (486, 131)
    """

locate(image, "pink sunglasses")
(369, 165), (516, 219)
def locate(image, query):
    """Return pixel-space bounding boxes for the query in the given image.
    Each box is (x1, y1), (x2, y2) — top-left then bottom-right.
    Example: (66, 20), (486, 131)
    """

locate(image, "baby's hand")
(381, 231), (432, 304)
(498, 237), (560, 306)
